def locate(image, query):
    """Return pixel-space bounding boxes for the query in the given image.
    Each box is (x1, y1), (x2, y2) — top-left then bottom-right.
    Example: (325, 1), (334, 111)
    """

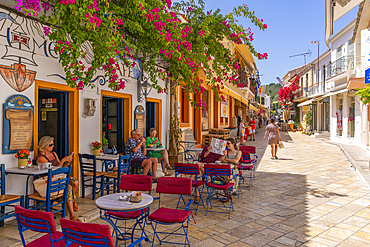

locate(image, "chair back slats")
(174, 163), (199, 176)
(79, 154), (97, 174)
(60, 218), (114, 247)
(241, 152), (253, 163)
(0, 164), (4, 195)
(47, 166), (71, 196)
(120, 175), (152, 192)
(156, 177), (192, 195)
(204, 164), (231, 177)
(15, 205), (57, 233)
(118, 154), (131, 174)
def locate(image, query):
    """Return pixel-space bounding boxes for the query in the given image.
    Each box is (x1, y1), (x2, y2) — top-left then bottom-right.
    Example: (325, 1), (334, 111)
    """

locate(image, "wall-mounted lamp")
(137, 78), (153, 102)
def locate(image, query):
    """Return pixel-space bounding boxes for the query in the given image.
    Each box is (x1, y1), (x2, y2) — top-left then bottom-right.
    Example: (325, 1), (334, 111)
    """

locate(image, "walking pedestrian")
(249, 117), (256, 141)
(263, 118), (282, 159)
(239, 119), (246, 144)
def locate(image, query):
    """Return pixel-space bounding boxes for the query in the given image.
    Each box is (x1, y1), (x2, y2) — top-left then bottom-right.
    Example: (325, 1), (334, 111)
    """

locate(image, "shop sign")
(365, 67), (370, 84)
(3, 95), (34, 154)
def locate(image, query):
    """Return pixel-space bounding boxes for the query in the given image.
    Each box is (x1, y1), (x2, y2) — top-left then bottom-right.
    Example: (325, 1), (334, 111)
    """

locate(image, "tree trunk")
(169, 81), (178, 156)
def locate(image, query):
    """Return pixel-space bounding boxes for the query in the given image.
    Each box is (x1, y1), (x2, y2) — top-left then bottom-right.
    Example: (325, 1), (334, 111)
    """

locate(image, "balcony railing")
(347, 56), (365, 80)
(326, 55), (354, 78)
(306, 82), (326, 97)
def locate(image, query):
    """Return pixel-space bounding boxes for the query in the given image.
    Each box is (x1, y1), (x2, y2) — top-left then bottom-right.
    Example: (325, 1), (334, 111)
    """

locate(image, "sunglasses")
(226, 142), (232, 145)
(49, 143), (54, 147)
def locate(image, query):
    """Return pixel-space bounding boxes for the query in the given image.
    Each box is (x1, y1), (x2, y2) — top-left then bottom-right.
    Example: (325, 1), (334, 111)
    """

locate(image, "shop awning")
(235, 44), (257, 71)
(347, 77), (365, 89)
(297, 99), (314, 107)
(249, 104), (259, 112)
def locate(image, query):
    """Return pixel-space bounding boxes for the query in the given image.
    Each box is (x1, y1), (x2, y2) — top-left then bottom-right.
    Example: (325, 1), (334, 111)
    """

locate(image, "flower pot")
(18, 159), (28, 168)
(102, 145), (108, 150)
(169, 154), (184, 168)
(93, 149), (101, 156)
(289, 123), (294, 131)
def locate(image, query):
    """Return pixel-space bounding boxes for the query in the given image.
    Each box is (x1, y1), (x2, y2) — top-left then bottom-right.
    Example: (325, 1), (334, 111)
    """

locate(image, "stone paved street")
(2, 128), (370, 246)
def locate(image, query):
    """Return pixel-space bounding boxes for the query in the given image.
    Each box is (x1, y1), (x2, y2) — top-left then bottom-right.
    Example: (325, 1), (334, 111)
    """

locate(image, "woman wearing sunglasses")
(219, 138), (241, 195)
(36, 136), (80, 222)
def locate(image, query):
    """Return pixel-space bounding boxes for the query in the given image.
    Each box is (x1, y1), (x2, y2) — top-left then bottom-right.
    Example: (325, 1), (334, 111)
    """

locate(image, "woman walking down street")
(263, 118), (282, 159)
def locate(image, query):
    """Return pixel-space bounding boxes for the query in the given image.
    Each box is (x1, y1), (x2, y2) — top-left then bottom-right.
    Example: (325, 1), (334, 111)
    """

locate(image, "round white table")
(146, 147), (165, 152)
(95, 192), (153, 246)
(95, 192), (153, 211)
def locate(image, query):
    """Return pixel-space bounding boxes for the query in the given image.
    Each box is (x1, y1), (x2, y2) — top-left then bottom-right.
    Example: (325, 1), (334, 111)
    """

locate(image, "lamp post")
(311, 39), (319, 83)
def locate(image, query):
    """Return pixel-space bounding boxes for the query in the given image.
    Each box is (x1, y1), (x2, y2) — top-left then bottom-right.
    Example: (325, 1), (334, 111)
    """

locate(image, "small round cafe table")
(95, 192), (153, 246)
(146, 147), (165, 152)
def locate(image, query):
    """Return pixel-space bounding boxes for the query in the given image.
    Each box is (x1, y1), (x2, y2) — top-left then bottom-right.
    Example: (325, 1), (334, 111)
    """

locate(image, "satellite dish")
(307, 49), (312, 58)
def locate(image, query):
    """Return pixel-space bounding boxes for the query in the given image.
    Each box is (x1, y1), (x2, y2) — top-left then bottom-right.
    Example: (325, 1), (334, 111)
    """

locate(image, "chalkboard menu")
(3, 95), (34, 154)
(134, 105), (145, 136)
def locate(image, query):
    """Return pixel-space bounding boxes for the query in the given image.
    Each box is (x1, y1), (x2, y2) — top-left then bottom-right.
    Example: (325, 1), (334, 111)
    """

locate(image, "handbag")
(211, 176), (229, 185)
(279, 141), (284, 149)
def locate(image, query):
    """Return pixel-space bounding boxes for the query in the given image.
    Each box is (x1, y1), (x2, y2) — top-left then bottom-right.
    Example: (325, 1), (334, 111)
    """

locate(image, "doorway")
(146, 101), (155, 137)
(38, 89), (68, 159)
(145, 99), (161, 138)
(102, 97), (125, 152)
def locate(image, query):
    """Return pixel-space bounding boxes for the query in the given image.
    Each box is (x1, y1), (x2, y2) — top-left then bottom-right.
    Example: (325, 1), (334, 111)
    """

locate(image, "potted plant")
(92, 141), (102, 156)
(305, 110), (312, 131)
(102, 138), (109, 150)
(15, 149), (31, 168)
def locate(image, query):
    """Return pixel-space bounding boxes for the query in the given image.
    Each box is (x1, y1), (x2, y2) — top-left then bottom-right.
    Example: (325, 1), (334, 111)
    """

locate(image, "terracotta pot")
(289, 123), (294, 131)
(169, 154), (184, 168)
(93, 149), (101, 156)
(18, 159), (28, 168)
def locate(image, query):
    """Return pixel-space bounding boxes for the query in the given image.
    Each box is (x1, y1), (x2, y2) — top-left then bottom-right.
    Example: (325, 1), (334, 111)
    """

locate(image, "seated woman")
(192, 145), (223, 203)
(36, 136), (80, 222)
(146, 128), (172, 176)
(219, 138), (241, 195)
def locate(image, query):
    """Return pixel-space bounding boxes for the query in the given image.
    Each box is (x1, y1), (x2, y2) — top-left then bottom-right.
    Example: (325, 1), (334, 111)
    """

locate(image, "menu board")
(134, 105), (145, 135)
(6, 109), (33, 150)
(3, 95), (34, 154)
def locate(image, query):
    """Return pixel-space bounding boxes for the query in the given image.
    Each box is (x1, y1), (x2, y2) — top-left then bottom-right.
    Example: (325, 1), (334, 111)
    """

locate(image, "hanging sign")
(3, 95), (34, 154)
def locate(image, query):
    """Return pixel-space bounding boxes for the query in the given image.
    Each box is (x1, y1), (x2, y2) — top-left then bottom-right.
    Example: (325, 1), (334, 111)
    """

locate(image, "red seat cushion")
(148, 208), (191, 223)
(238, 165), (253, 170)
(26, 231), (68, 247)
(206, 182), (234, 190)
(192, 180), (205, 187)
(107, 209), (146, 219)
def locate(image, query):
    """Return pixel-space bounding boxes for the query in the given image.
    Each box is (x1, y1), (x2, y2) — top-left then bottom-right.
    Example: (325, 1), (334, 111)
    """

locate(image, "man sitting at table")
(125, 129), (158, 182)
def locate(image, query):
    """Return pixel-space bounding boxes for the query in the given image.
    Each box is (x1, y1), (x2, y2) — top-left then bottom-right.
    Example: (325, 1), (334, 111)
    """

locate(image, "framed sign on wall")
(221, 100), (228, 118)
(3, 95), (34, 154)
(134, 105), (145, 136)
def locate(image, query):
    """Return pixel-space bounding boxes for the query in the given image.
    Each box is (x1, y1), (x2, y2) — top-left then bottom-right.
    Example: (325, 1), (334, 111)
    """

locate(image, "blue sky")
(204, 0), (359, 85)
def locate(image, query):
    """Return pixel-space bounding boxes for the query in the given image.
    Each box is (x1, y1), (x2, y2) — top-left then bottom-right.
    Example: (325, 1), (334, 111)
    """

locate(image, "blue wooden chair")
(104, 154), (131, 193)
(60, 218), (146, 247)
(25, 165), (71, 218)
(15, 205), (64, 247)
(0, 164), (24, 227)
(204, 164), (236, 219)
(79, 153), (111, 200)
(174, 163), (205, 215)
(148, 177), (193, 246)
